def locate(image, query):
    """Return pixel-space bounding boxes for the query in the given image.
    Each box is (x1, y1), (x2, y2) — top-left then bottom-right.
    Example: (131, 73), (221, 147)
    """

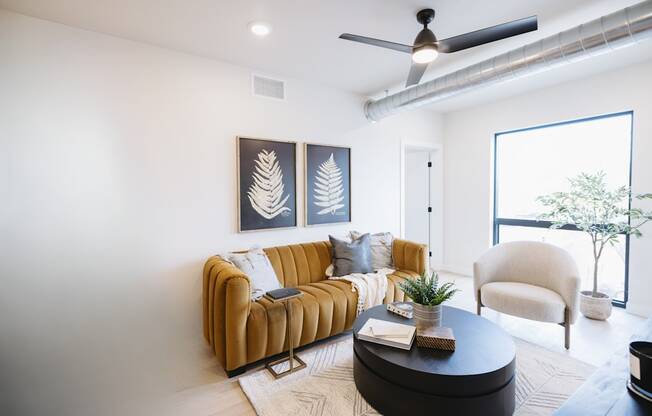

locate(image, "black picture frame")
(237, 137), (297, 232)
(304, 143), (351, 226)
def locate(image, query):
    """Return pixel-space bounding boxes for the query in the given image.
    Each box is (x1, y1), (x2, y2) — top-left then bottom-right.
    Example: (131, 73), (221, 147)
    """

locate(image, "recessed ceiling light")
(249, 22), (271, 37)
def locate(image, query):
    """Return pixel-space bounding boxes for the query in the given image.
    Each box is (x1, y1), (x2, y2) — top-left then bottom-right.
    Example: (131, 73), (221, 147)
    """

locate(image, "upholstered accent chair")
(203, 239), (427, 376)
(473, 241), (581, 349)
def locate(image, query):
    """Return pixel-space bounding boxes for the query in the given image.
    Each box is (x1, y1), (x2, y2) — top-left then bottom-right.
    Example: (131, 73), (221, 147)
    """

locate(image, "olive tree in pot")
(398, 271), (458, 331)
(538, 172), (652, 320)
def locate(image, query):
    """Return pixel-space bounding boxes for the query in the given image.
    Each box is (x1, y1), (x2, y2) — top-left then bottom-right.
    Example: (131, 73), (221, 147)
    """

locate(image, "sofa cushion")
(481, 281), (566, 323)
(246, 279), (359, 360)
(329, 234), (372, 276)
(316, 280), (358, 329)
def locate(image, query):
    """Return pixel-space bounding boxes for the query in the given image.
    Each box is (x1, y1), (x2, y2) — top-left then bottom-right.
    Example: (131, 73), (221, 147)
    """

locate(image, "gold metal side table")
(265, 292), (307, 379)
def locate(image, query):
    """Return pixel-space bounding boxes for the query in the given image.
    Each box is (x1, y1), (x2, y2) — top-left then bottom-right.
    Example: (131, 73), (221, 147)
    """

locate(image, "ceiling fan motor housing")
(416, 8), (435, 26)
(414, 28), (437, 47)
(414, 9), (437, 50)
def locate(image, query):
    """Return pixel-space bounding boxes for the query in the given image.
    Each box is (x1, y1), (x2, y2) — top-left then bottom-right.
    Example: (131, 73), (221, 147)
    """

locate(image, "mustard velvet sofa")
(203, 238), (427, 376)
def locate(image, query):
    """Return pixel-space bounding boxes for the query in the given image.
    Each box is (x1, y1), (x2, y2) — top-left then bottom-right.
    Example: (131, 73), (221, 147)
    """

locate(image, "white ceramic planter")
(579, 290), (612, 320)
(413, 304), (442, 331)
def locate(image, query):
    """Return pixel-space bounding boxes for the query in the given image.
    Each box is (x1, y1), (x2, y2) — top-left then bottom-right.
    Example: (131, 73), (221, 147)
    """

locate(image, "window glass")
(496, 114), (632, 219)
(494, 112), (632, 304)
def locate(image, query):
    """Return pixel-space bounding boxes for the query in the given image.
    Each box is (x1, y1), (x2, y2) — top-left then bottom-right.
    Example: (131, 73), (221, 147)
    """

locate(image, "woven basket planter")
(579, 290), (612, 320)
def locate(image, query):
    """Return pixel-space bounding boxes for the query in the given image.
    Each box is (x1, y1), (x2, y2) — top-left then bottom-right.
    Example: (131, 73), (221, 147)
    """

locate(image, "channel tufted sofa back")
(263, 241), (332, 287)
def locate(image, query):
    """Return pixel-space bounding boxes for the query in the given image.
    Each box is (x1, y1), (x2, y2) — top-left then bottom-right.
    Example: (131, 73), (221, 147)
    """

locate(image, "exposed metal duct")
(365, 0), (652, 121)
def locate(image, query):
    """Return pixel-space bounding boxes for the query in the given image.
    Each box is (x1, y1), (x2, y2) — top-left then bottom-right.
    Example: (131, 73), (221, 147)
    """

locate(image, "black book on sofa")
(264, 288), (302, 302)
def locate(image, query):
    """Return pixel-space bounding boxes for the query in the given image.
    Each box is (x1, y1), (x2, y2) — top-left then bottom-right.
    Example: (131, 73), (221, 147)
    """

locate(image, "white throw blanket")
(329, 268), (394, 315)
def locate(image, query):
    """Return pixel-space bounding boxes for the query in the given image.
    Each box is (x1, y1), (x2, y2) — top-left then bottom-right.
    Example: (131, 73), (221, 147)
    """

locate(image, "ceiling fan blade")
(437, 15), (537, 53)
(339, 33), (413, 54)
(406, 61), (429, 87)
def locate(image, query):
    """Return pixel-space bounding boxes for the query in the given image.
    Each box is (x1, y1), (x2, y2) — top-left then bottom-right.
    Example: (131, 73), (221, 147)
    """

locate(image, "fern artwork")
(247, 150), (291, 219)
(237, 137), (296, 232)
(305, 144), (351, 226)
(314, 153), (345, 215)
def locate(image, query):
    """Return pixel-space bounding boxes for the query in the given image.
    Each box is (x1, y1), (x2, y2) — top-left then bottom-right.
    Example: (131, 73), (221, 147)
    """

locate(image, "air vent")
(252, 74), (285, 100)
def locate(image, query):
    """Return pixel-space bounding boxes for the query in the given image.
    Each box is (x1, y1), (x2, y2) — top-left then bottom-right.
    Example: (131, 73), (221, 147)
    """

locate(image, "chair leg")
(564, 308), (570, 350)
(476, 290), (482, 316)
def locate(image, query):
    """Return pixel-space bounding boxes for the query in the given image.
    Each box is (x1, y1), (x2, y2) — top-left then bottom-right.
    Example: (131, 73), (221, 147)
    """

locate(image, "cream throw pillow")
(221, 247), (281, 300)
(349, 231), (394, 271)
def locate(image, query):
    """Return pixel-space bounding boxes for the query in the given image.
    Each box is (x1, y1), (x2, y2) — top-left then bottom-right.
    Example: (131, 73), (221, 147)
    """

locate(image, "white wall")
(442, 61), (652, 318)
(0, 10), (442, 416)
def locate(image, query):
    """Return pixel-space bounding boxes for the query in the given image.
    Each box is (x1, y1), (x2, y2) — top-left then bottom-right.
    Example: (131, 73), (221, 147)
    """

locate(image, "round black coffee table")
(353, 305), (515, 416)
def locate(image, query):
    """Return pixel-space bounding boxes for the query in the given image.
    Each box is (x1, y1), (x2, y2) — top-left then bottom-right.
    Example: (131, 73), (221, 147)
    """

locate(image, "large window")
(494, 112), (633, 305)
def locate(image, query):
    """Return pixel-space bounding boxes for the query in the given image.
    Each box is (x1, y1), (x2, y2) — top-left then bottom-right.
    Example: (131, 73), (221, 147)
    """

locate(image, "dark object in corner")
(557, 317), (652, 415)
(264, 287), (301, 302)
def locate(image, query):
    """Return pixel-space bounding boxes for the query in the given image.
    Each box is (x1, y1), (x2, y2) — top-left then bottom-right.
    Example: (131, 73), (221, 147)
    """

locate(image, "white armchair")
(473, 241), (581, 349)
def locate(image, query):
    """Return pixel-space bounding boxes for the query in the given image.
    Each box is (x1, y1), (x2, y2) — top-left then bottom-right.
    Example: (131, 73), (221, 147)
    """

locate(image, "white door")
(404, 151), (431, 250)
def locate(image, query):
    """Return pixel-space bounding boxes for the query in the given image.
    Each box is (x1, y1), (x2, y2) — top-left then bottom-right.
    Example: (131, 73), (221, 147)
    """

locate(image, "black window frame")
(492, 111), (634, 308)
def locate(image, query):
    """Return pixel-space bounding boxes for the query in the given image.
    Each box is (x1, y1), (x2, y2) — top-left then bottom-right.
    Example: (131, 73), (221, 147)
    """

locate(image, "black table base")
(354, 350), (515, 416)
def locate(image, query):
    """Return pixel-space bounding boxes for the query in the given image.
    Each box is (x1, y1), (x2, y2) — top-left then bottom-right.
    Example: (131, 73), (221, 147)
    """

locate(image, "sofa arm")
(202, 256), (251, 371)
(392, 239), (428, 275)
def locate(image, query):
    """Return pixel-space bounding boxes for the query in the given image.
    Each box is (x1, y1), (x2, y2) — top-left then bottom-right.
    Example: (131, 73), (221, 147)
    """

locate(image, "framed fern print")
(237, 137), (297, 232)
(304, 143), (351, 226)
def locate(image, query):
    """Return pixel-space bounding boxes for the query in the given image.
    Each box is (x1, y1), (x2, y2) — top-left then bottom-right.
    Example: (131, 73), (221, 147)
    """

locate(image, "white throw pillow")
(221, 247), (281, 300)
(325, 264), (335, 277)
(349, 231), (394, 270)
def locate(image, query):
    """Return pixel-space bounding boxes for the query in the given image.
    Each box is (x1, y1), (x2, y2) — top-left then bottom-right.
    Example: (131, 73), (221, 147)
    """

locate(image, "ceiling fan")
(339, 9), (538, 87)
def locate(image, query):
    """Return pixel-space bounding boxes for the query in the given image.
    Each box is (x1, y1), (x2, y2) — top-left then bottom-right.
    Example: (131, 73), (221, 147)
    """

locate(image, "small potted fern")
(399, 271), (458, 331)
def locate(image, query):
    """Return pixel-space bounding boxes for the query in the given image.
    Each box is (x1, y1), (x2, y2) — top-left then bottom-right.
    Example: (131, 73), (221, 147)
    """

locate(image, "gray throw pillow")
(329, 234), (372, 277)
(350, 231), (394, 270)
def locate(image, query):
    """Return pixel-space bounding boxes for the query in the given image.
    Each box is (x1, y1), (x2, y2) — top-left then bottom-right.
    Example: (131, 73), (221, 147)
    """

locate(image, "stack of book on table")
(357, 318), (416, 350)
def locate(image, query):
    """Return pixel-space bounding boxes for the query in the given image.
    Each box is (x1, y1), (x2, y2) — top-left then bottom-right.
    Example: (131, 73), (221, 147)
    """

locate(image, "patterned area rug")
(239, 337), (595, 416)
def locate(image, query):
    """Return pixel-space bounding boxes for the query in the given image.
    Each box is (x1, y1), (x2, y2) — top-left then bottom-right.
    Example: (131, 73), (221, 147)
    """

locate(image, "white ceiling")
(2, 0), (651, 103)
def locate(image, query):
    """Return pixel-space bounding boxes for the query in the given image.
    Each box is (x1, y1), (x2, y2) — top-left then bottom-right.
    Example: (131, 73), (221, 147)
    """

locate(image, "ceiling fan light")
(412, 46), (438, 64)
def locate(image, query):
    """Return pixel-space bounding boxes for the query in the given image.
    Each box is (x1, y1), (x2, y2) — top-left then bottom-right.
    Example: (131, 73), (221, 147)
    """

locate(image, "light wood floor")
(164, 272), (645, 416)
